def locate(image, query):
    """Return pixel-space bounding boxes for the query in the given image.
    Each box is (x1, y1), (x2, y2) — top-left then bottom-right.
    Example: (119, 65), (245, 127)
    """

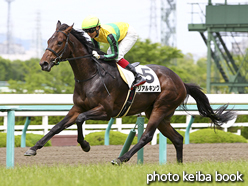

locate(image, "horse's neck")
(69, 45), (96, 81)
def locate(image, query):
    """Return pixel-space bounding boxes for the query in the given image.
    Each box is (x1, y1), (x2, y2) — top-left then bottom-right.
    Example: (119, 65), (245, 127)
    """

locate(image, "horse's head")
(40, 21), (74, 71)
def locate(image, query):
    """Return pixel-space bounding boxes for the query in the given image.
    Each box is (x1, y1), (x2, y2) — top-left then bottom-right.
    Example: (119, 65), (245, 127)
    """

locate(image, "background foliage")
(1, 39), (248, 139)
(0, 39), (207, 94)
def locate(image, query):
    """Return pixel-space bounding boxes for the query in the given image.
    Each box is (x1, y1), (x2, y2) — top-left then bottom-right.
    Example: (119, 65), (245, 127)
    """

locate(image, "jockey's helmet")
(82, 15), (101, 30)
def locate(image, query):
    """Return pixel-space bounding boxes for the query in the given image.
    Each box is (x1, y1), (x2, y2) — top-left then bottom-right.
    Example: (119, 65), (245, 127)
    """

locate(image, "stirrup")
(131, 62), (140, 67)
(131, 77), (146, 90)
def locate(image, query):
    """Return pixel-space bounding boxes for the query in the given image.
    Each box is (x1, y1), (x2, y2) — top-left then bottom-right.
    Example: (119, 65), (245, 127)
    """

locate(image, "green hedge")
(85, 131), (138, 146)
(241, 127), (248, 139)
(85, 128), (247, 146)
(157, 129), (246, 144)
(0, 133), (51, 147)
(1, 128), (246, 148)
(189, 129), (247, 143)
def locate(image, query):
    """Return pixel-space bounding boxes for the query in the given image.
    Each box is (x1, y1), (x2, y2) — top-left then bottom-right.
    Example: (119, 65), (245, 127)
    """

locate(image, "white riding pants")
(107, 26), (138, 61)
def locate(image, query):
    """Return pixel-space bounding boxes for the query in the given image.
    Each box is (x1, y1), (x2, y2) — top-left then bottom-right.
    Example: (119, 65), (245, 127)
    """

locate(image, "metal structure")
(149, 0), (159, 42)
(35, 11), (43, 58)
(5, 0), (15, 54)
(188, 0), (248, 93)
(161, 0), (177, 46)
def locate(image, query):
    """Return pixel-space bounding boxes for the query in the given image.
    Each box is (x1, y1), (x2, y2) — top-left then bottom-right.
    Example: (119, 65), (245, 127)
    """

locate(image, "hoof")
(82, 145), (90, 152)
(111, 158), (122, 166)
(79, 140), (91, 152)
(24, 149), (37, 156)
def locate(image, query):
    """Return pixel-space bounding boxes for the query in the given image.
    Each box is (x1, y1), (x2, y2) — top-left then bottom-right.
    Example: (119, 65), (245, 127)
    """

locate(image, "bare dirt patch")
(1, 143), (248, 166)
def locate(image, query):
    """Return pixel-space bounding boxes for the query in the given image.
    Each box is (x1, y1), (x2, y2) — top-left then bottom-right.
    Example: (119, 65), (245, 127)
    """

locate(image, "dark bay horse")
(24, 21), (235, 165)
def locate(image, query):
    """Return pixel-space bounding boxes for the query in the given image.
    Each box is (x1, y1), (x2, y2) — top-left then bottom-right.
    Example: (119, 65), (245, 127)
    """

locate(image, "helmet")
(82, 15), (101, 29)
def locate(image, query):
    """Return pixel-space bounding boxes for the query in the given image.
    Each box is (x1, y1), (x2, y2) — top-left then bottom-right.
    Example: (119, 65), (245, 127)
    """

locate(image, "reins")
(59, 54), (93, 63)
(46, 30), (93, 65)
(74, 57), (116, 95)
(46, 30), (115, 95)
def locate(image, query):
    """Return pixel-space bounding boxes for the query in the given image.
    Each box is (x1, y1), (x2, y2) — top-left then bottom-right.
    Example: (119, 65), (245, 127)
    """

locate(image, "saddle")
(115, 62), (161, 118)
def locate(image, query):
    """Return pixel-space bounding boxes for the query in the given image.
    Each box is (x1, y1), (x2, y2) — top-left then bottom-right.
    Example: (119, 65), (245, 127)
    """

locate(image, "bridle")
(46, 31), (70, 65)
(45, 29), (115, 95)
(46, 30), (92, 65)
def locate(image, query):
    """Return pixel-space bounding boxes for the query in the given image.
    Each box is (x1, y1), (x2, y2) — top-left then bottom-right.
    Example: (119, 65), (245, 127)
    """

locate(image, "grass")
(0, 160), (247, 186)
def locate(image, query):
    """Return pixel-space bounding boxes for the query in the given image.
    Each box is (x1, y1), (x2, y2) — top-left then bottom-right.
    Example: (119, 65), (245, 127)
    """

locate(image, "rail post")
(21, 117), (31, 147)
(159, 132), (167, 164)
(137, 116), (144, 164)
(104, 118), (115, 145)
(119, 128), (136, 157)
(185, 116), (195, 144)
(6, 110), (15, 168)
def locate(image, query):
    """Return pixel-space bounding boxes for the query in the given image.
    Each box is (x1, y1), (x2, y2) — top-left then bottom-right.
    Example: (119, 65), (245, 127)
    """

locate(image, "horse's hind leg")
(158, 119), (183, 163)
(112, 126), (156, 165)
(112, 109), (167, 165)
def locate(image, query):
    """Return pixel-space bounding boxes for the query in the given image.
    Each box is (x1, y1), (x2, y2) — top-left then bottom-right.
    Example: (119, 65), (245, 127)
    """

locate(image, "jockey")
(81, 15), (146, 88)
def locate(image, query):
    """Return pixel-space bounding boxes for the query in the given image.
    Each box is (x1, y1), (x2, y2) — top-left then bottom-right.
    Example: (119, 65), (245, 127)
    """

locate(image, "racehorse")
(24, 21), (235, 165)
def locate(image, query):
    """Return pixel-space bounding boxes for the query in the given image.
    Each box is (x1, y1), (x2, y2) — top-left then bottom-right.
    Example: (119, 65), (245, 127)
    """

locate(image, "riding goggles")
(83, 27), (97, 33)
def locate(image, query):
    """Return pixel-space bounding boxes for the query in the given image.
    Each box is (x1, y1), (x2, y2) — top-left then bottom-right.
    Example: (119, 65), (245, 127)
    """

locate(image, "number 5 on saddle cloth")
(115, 62), (161, 118)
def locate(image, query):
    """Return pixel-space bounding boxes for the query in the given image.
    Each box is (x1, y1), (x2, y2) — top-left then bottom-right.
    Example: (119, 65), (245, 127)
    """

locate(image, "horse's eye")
(57, 41), (63, 45)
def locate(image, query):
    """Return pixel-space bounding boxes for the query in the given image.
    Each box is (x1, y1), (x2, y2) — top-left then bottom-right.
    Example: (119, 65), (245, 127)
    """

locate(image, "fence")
(1, 94), (248, 146)
(1, 94), (248, 168)
(1, 111), (248, 144)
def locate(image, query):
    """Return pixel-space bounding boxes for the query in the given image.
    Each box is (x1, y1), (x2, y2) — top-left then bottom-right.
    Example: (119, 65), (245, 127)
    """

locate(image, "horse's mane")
(59, 23), (116, 67)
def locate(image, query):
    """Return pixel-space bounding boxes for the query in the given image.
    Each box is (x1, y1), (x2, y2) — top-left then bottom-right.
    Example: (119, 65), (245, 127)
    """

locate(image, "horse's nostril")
(43, 61), (49, 66)
(40, 61), (48, 67)
(40, 61), (50, 71)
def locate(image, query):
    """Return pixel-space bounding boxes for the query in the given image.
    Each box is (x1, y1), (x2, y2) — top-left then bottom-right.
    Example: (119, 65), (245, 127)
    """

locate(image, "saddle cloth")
(114, 63), (161, 118)
(116, 63), (161, 92)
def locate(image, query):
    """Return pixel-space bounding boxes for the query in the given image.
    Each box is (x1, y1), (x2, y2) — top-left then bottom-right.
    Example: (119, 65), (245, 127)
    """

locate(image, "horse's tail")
(183, 83), (236, 126)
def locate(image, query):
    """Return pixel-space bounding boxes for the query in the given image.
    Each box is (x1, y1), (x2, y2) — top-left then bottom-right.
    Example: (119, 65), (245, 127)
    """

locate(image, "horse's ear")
(64, 23), (74, 34)
(56, 20), (61, 31)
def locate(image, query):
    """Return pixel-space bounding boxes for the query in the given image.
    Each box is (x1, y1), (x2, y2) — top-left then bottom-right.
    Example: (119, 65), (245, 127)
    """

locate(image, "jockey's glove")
(92, 50), (100, 59)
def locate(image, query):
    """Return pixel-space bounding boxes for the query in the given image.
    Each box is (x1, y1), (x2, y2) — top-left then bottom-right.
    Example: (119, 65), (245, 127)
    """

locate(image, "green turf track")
(0, 160), (247, 186)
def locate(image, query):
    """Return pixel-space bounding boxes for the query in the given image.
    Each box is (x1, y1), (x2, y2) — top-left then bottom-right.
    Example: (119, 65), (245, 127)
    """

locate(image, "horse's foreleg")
(75, 105), (109, 152)
(24, 106), (80, 156)
(77, 123), (90, 152)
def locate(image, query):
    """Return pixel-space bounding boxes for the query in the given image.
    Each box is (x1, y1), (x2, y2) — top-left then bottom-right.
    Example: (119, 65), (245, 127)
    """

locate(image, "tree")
(8, 58), (74, 93)
(99, 39), (183, 66)
(0, 57), (12, 80)
(5, 39), (209, 94)
(125, 39), (183, 66)
(170, 54), (207, 88)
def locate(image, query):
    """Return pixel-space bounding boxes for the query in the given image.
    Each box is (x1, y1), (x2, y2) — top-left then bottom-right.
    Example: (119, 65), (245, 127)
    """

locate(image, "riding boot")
(118, 58), (146, 88)
(125, 64), (146, 88)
